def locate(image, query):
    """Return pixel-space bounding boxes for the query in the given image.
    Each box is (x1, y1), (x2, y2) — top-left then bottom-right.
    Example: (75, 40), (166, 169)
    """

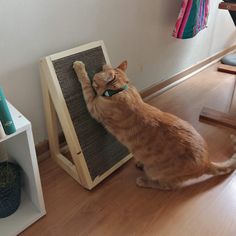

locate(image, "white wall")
(0, 0), (235, 144)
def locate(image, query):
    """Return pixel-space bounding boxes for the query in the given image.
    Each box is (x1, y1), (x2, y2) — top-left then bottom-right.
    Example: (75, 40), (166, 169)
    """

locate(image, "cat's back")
(139, 102), (207, 148)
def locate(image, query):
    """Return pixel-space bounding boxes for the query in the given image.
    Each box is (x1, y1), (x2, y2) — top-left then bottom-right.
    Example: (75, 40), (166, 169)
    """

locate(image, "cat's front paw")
(73, 61), (87, 82)
(73, 61), (85, 71)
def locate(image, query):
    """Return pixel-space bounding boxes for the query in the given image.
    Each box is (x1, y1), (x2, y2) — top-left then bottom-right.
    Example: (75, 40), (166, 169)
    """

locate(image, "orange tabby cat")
(73, 60), (236, 190)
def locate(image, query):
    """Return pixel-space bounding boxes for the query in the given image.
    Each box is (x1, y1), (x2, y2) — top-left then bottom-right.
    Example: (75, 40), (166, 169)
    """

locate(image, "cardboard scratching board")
(40, 41), (132, 189)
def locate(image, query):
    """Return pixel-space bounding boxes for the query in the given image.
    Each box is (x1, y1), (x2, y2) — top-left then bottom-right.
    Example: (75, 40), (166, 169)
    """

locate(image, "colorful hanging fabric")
(173, 0), (210, 39)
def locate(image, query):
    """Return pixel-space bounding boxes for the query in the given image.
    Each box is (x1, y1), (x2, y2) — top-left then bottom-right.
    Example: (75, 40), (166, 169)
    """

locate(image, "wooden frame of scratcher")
(39, 41), (132, 190)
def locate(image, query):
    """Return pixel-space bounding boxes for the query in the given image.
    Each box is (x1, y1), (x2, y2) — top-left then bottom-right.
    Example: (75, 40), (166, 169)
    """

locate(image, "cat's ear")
(103, 64), (112, 71)
(117, 61), (128, 72)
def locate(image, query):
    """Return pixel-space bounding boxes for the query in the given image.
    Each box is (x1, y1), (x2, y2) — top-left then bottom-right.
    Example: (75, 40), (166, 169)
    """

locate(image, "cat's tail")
(206, 135), (236, 176)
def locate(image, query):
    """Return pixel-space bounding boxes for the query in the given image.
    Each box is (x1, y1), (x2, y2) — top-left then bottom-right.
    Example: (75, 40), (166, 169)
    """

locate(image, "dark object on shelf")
(221, 54), (236, 66)
(0, 162), (21, 218)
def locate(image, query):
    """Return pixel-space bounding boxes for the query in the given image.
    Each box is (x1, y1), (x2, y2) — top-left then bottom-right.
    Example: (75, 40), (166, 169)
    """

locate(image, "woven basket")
(0, 162), (21, 218)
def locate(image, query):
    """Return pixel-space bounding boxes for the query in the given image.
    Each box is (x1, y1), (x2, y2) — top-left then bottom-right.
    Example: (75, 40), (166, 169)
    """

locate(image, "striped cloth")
(173, 0), (210, 39)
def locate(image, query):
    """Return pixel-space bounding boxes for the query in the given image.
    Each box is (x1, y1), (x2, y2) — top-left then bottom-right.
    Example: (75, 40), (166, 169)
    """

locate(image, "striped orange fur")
(73, 61), (236, 190)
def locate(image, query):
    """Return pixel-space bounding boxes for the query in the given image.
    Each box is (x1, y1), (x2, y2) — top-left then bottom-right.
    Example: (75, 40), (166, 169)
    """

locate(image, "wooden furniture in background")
(218, 63), (236, 74)
(200, 106), (236, 129)
(200, 69), (236, 128)
(0, 102), (45, 236)
(219, 1), (236, 26)
(219, 2), (236, 11)
(199, 2), (236, 128)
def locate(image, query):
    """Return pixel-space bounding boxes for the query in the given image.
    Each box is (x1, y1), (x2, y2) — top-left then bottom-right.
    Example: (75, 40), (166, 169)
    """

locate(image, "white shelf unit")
(0, 102), (46, 236)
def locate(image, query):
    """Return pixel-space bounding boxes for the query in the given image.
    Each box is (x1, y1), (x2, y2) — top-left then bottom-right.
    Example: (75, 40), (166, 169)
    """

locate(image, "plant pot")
(0, 162), (21, 218)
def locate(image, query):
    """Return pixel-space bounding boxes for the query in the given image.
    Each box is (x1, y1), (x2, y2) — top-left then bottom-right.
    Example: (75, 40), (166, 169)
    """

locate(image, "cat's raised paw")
(73, 61), (85, 71)
(73, 61), (88, 82)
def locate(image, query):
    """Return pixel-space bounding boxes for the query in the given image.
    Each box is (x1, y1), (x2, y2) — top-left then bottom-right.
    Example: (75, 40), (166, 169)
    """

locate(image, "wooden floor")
(21, 63), (236, 236)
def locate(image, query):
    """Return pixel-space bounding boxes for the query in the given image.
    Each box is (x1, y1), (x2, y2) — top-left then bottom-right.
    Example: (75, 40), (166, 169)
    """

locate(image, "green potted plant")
(0, 161), (21, 218)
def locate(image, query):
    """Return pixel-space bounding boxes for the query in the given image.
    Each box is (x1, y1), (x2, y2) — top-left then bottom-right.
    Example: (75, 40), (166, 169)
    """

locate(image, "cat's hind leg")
(135, 161), (144, 171)
(136, 176), (180, 190)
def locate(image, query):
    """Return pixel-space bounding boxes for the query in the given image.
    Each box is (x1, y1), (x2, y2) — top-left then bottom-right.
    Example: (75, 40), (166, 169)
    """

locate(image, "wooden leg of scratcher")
(40, 64), (60, 160)
(40, 61), (83, 185)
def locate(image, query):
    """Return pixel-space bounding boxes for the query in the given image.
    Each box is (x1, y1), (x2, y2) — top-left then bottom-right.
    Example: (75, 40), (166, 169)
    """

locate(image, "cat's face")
(92, 61), (129, 95)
